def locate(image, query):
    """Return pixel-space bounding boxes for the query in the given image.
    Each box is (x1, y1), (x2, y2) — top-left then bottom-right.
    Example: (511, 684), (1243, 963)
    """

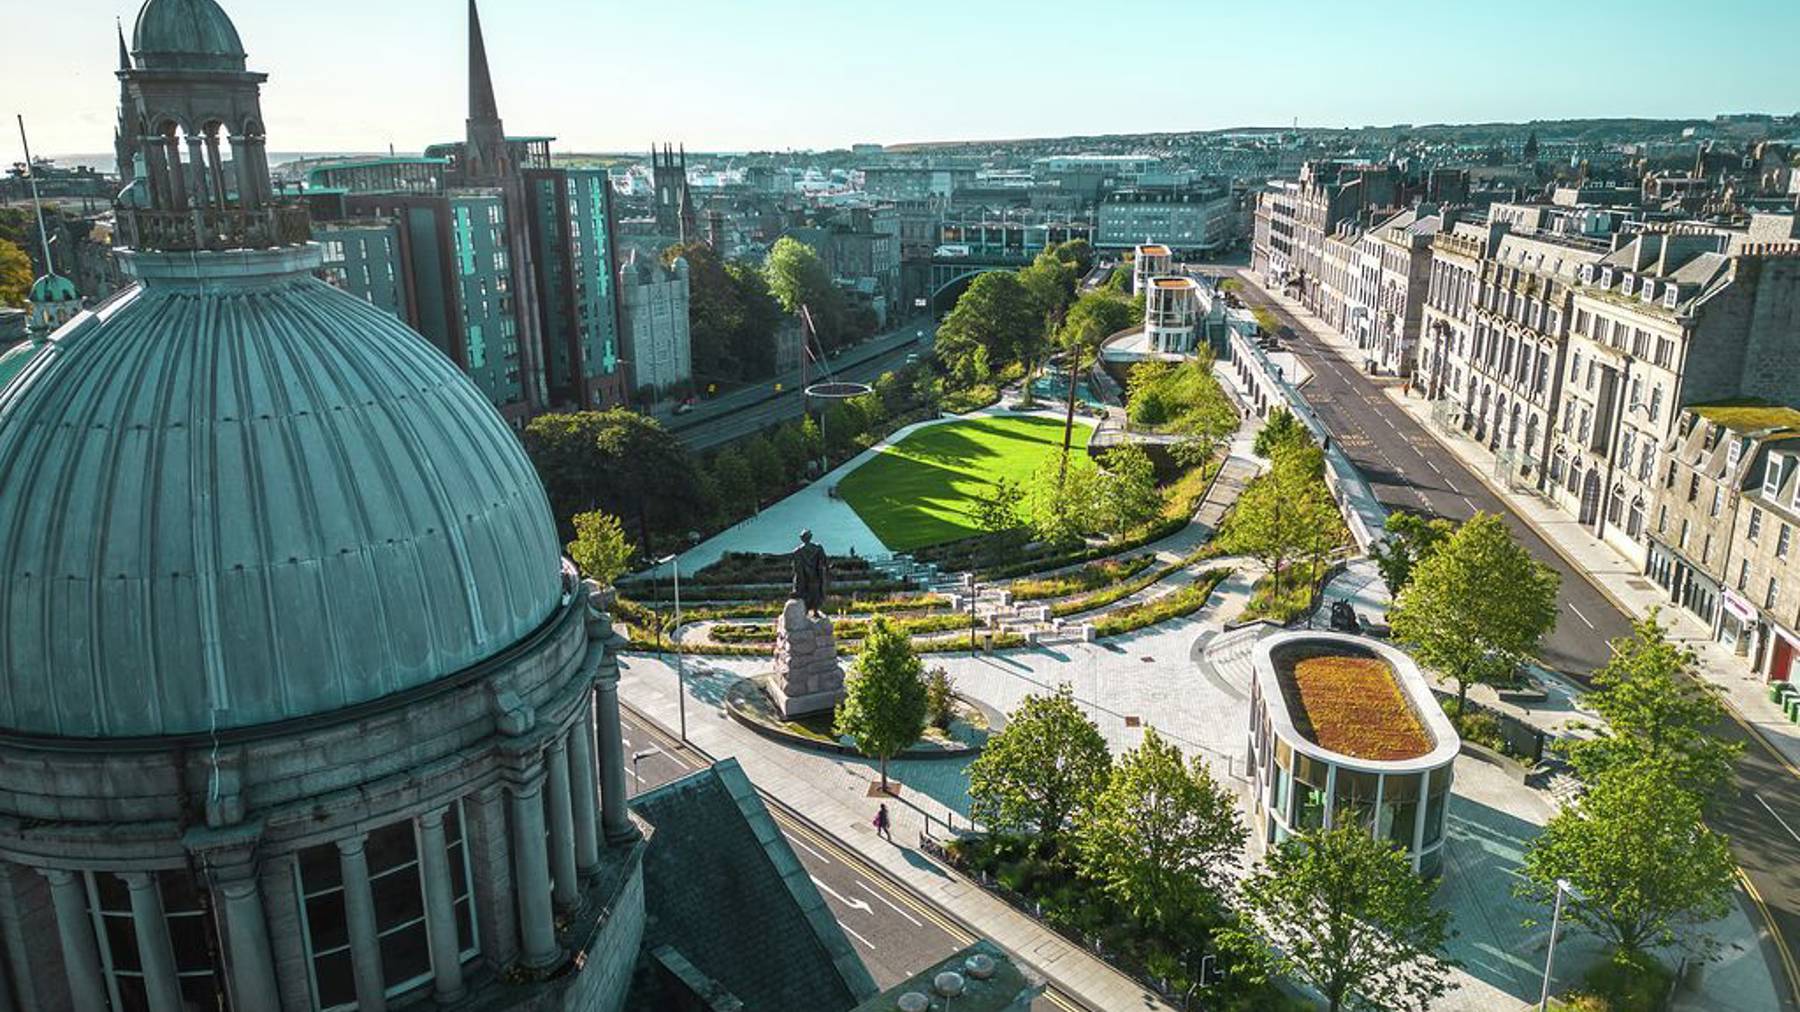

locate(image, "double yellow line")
(623, 707), (1087, 1010)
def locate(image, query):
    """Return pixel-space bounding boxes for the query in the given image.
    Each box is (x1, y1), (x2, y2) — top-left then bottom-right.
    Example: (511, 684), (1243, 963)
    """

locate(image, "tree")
(1370, 511), (1455, 595)
(0, 239), (30, 308)
(834, 617), (928, 792)
(1017, 250), (1077, 325)
(799, 415), (824, 465)
(1565, 613), (1742, 803)
(1221, 824), (1458, 1012)
(1099, 443), (1161, 537)
(665, 242), (783, 386)
(966, 685), (1111, 844)
(1519, 762), (1736, 957)
(771, 422), (809, 481)
(741, 435), (786, 502)
(566, 510), (635, 586)
(765, 236), (850, 351)
(1048, 238), (1095, 275)
(1220, 442), (1339, 592)
(1388, 513), (1560, 711)
(1253, 406), (1311, 458)
(522, 409), (706, 549)
(969, 476), (1024, 535)
(935, 271), (1036, 383)
(708, 447), (756, 522)
(1024, 455), (1103, 544)
(1075, 728), (1245, 935)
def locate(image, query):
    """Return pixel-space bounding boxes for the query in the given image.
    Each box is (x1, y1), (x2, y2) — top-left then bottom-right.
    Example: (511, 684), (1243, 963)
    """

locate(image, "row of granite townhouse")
(1253, 160), (1800, 684)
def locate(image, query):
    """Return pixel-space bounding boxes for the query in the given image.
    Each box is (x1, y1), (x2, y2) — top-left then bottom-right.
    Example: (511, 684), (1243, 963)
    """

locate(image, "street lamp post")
(656, 554), (687, 743)
(631, 749), (656, 798)
(1539, 878), (1582, 1011)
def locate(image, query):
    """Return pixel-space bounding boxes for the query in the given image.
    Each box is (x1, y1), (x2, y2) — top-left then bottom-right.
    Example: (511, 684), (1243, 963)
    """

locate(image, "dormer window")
(1663, 285), (1680, 309)
(1601, 267), (1615, 288)
(1640, 279), (1658, 302)
(1620, 271), (1635, 294)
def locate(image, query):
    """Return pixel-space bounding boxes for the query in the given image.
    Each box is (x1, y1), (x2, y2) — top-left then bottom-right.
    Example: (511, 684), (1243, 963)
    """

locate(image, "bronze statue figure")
(791, 529), (829, 615)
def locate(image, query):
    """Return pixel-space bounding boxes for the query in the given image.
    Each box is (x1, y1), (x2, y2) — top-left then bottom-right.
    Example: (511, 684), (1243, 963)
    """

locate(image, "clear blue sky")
(12, 0), (1800, 163)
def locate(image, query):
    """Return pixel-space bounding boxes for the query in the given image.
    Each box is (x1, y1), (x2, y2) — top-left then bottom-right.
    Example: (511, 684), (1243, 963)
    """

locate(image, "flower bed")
(1009, 554), (1157, 601)
(1275, 646), (1431, 761)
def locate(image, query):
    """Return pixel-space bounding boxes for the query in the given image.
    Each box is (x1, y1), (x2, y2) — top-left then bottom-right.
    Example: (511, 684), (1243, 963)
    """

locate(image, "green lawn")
(838, 415), (1090, 551)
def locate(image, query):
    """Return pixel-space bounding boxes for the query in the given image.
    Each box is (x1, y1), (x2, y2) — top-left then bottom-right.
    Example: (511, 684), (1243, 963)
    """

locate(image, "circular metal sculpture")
(803, 380), (873, 399)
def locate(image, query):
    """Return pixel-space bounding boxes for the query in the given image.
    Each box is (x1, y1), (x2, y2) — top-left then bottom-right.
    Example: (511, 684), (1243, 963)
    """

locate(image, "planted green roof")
(1690, 400), (1800, 434)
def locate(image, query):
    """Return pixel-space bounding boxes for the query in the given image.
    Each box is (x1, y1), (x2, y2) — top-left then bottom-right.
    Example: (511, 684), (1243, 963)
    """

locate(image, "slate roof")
(632, 758), (877, 1011)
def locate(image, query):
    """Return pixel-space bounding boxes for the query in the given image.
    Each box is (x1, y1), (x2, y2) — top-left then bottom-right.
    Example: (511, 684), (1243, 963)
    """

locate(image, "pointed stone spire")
(468, 0), (500, 123)
(117, 18), (131, 70)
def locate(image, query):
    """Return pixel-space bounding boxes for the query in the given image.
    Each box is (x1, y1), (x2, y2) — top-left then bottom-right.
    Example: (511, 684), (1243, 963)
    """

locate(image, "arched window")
(1607, 485), (1626, 525)
(1627, 496), (1646, 538)
(1550, 448), (1566, 484)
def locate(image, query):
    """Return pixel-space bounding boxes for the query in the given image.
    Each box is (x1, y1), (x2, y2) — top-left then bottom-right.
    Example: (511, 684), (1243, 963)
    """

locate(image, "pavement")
(617, 659), (1173, 1012)
(1233, 268), (1799, 1010)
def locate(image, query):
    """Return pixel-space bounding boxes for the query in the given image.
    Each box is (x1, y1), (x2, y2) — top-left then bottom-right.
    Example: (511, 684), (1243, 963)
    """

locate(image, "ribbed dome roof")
(132, 0), (247, 72)
(0, 247), (565, 738)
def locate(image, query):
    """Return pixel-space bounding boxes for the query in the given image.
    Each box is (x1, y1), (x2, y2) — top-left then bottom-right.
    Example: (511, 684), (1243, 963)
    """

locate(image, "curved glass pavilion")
(1246, 631), (1461, 876)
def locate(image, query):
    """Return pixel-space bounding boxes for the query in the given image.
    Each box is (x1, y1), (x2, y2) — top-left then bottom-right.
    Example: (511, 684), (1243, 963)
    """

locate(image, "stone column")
(417, 808), (467, 1003)
(569, 701), (602, 876)
(41, 869), (107, 1012)
(212, 872), (280, 1011)
(545, 737), (580, 911)
(185, 135), (209, 210)
(507, 769), (560, 968)
(334, 836), (387, 1012)
(205, 131), (227, 209)
(121, 872), (184, 1012)
(164, 134), (188, 212)
(595, 674), (635, 844)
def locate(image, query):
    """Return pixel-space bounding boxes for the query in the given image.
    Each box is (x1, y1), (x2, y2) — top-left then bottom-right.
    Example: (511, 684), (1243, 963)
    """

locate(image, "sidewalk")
(617, 654), (1179, 1011)
(1244, 272), (1800, 778)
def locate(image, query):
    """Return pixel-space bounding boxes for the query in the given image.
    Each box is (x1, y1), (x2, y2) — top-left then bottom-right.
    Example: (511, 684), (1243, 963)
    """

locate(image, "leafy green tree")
(522, 409), (705, 549)
(741, 435), (786, 502)
(708, 447), (756, 522)
(935, 271), (1036, 383)
(799, 415), (824, 464)
(834, 616), (928, 792)
(1024, 455), (1103, 544)
(1075, 728), (1245, 934)
(0, 239), (31, 308)
(1099, 443), (1161, 537)
(1565, 614), (1742, 803)
(1048, 238), (1095, 275)
(665, 242), (782, 385)
(967, 685), (1111, 843)
(1519, 761), (1736, 957)
(771, 423), (809, 481)
(1018, 249), (1077, 324)
(1221, 824), (1458, 1012)
(1388, 512), (1560, 711)
(970, 476), (1024, 535)
(823, 399), (866, 458)
(765, 236), (853, 351)
(1370, 511), (1455, 595)
(566, 510), (635, 586)
(1220, 442), (1339, 592)
(1253, 406), (1311, 458)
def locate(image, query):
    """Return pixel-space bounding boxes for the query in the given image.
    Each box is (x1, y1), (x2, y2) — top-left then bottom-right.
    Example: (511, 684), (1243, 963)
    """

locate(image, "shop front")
(1720, 590), (1760, 657)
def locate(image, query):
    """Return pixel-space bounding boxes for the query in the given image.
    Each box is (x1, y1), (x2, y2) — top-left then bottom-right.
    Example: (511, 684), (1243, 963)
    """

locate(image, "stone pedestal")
(767, 599), (846, 718)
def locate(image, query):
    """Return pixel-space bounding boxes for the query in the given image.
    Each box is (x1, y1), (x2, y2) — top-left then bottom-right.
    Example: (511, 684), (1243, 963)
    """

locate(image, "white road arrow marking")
(856, 880), (922, 926)
(811, 875), (872, 914)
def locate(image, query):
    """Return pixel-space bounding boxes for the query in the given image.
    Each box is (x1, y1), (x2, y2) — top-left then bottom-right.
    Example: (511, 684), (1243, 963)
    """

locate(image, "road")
(663, 321), (938, 451)
(1228, 270), (1800, 1010)
(620, 707), (1077, 1009)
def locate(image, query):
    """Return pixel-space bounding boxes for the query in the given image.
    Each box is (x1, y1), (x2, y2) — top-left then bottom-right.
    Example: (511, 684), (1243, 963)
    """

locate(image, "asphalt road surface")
(619, 707), (1079, 1010)
(665, 321), (938, 451)
(1229, 271), (1800, 1009)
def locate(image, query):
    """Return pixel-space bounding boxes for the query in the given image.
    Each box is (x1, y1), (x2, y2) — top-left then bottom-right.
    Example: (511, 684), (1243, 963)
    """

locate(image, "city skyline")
(10, 0), (1800, 165)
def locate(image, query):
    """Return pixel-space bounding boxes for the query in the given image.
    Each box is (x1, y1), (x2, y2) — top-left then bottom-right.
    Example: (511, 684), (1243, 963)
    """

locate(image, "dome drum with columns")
(0, 3), (652, 1010)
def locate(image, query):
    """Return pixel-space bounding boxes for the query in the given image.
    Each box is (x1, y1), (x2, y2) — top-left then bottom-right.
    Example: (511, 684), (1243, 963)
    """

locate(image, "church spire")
(468, 0), (500, 123)
(117, 18), (131, 70)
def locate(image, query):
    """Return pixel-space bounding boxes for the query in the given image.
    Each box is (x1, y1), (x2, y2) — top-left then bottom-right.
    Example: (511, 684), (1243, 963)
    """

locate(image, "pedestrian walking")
(873, 803), (892, 842)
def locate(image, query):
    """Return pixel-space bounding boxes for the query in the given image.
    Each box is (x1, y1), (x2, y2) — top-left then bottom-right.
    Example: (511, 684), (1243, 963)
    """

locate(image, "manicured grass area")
(838, 415), (1091, 551)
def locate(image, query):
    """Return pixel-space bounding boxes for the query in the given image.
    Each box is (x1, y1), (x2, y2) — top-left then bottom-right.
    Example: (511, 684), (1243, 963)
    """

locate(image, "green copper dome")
(131, 0), (247, 72)
(0, 247), (565, 738)
(27, 273), (77, 305)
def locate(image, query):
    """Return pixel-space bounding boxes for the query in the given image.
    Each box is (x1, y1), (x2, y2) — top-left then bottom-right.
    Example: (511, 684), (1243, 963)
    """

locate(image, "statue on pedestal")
(791, 529), (829, 616)
(767, 530), (844, 717)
